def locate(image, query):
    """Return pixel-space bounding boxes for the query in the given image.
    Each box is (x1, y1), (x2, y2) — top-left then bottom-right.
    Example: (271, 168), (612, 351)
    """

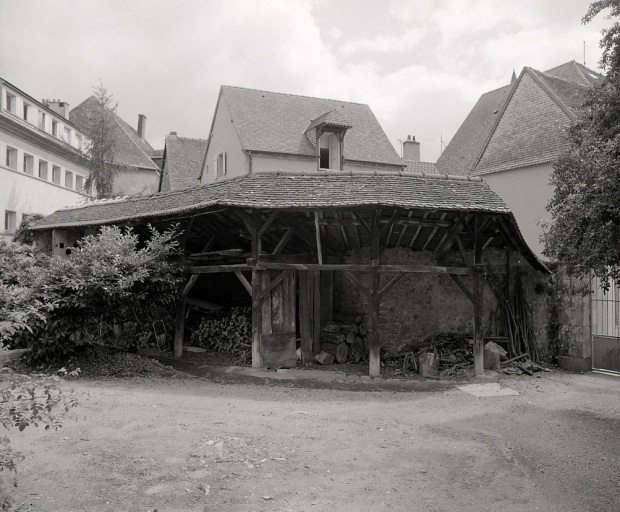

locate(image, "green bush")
(0, 225), (182, 364)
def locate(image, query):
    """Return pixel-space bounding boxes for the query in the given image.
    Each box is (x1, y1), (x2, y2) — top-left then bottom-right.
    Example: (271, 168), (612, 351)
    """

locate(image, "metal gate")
(591, 275), (620, 373)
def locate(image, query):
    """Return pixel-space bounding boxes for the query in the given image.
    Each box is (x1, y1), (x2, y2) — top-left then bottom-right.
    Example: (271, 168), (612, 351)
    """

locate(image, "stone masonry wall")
(333, 246), (552, 357)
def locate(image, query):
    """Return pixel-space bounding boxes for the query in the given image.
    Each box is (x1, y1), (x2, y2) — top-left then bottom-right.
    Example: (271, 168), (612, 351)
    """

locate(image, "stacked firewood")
(315, 317), (368, 365)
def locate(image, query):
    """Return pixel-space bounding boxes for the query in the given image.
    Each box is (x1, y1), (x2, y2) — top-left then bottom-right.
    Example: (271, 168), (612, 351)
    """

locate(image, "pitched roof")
(404, 160), (439, 173)
(472, 68), (591, 176)
(70, 96), (159, 171)
(33, 170), (510, 230)
(436, 83), (513, 175)
(544, 60), (603, 87)
(219, 86), (403, 167)
(159, 134), (208, 192)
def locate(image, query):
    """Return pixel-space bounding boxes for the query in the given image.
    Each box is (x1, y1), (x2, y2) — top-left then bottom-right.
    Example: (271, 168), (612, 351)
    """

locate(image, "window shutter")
(213, 156), (218, 177)
(222, 152), (227, 175)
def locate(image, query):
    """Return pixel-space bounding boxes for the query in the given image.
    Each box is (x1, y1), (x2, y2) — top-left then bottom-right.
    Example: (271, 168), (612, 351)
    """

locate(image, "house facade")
(158, 133), (207, 192)
(199, 86), (404, 184)
(70, 97), (161, 197)
(438, 61), (607, 372)
(0, 77), (93, 241)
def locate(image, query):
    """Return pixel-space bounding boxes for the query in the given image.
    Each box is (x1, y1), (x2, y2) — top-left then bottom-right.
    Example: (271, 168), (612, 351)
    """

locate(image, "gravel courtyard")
(11, 369), (620, 512)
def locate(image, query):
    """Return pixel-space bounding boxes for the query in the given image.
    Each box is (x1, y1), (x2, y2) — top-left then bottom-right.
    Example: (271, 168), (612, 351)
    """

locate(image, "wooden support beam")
(181, 274), (200, 298)
(259, 270), (291, 300)
(235, 271), (252, 296)
(342, 271), (370, 297)
(456, 234), (468, 264)
(352, 211), (372, 235)
(336, 211), (350, 250)
(174, 217), (194, 358)
(185, 264), (253, 273)
(258, 211), (279, 238)
(422, 213), (447, 250)
(473, 214), (484, 377)
(312, 269), (321, 354)
(272, 227), (295, 255)
(483, 236), (495, 250)
(379, 273), (406, 298)
(314, 211), (323, 265)
(253, 262), (476, 274)
(369, 209), (381, 377)
(396, 210), (414, 246)
(409, 212), (429, 248)
(458, 213), (475, 239)
(299, 271), (313, 363)
(251, 269), (263, 367)
(379, 209), (400, 240)
(497, 217), (520, 252)
(450, 274), (474, 304)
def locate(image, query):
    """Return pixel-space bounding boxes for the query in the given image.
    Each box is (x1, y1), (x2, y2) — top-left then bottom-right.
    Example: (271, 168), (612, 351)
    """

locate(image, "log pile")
(190, 307), (252, 364)
(316, 317), (368, 365)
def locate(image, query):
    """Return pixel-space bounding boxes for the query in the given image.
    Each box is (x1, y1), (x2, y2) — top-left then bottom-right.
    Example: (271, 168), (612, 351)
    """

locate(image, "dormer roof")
(219, 86), (402, 167)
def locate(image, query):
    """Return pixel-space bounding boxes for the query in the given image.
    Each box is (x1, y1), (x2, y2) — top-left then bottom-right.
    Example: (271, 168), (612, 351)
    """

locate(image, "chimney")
(137, 114), (146, 139)
(402, 135), (420, 161)
(43, 99), (70, 120)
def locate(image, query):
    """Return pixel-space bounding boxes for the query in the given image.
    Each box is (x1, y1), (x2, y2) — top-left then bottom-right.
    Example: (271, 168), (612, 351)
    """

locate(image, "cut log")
(321, 342), (339, 357)
(336, 342), (349, 363)
(483, 348), (500, 371)
(357, 324), (367, 336)
(321, 332), (346, 345)
(323, 322), (340, 333)
(345, 332), (355, 345)
(315, 350), (334, 365)
(419, 352), (439, 377)
(350, 336), (366, 363)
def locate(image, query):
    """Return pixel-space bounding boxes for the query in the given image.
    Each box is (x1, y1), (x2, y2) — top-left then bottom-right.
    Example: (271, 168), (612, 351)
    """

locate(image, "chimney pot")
(137, 114), (147, 139)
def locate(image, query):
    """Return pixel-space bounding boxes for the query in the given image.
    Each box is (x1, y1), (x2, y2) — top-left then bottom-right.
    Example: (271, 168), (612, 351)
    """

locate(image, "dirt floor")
(10, 366), (620, 512)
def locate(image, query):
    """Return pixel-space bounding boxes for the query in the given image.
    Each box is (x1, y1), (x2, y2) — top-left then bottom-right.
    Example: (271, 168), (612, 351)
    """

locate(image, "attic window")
(319, 133), (341, 170)
(213, 152), (226, 178)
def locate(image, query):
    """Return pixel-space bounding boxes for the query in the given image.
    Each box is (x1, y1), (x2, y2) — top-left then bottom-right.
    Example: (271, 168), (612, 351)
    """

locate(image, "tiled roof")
(403, 160), (439, 173)
(70, 96), (159, 171)
(160, 134), (208, 192)
(472, 68), (589, 176)
(436, 83), (513, 176)
(544, 60), (603, 87)
(220, 86), (403, 167)
(33, 170), (509, 230)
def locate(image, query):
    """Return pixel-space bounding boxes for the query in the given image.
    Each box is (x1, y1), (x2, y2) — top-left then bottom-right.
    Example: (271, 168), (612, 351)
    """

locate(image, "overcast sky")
(0, 0), (611, 162)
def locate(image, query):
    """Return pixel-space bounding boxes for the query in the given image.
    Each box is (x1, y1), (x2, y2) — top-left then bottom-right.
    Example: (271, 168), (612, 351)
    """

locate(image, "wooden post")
(368, 271), (381, 376)
(473, 214), (485, 376)
(252, 269), (263, 367)
(368, 209), (381, 377)
(312, 269), (321, 354)
(299, 271), (313, 363)
(174, 297), (186, 357)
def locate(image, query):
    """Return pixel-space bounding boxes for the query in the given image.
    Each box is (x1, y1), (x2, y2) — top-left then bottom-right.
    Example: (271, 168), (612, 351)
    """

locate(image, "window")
(38, 111), (46, 131)
(63, 127), (71, 144)
(75, 174), (84, 192)
(4, 211), (16, 233)
(52, 165), (61, 184)
(23, 153), (34, 175)
(319, 133), (340, 170)
(213, 152), (226, 178)
(5, 92), (16, 114)
(65, 170), (73, 189)
(51, 120), (59, 137)
(5, 146), (17, 169)
(38, 160), (48, 180)
(23, 103), (30, 122)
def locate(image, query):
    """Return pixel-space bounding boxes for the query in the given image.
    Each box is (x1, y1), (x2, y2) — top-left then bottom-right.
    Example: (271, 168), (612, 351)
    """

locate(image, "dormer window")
(304, 108), (352, 172)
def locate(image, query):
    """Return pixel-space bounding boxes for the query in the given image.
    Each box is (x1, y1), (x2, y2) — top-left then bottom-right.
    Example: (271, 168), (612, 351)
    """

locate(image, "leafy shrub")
(0, 225), (182, 364)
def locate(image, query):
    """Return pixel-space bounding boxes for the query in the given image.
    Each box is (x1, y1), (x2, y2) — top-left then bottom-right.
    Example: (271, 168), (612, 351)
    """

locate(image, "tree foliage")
(0, 225), (182, 363)
(542, 1), (620, 289)
(82, 82), (126, 198)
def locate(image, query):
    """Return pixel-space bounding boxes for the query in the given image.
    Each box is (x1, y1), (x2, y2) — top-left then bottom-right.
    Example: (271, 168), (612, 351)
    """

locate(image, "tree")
(542, 1), (620, 289)
(82, 82), (126, 198)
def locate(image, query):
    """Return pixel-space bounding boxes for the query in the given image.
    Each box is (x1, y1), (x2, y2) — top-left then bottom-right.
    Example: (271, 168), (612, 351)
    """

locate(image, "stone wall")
(332, 246), (552, 357)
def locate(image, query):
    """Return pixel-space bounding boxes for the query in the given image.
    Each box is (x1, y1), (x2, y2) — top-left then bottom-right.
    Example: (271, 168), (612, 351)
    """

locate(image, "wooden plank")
(261, 271), (272, 336)
(314, 211), (323, 265)
(181, 274), (200, 298)
(456, 234), (468, 264)
(298, 271), (313, 363)
(409, 212), (429, 248)
(288, 269), (297, 332)
(234, 271), (252, 296)
(312, 270), (321, 354)
(256, 262), (476, 274)
(252, 269), (263, 367)
(368, 272), (381, 377)
(260, 332), (297, 368)
(272, 270), (284, 333)
(473, 267), (484, 376)
(450, 274), (474, 304)
(379, 209), (400, 240)
(351, 211), (372, 235)
(321, 271), (334, 325)
(185, 264), (253, 273)
(422, 213), (447, 250)
(173, 296), (186, 358)
(259, 269), (291, 300)
(396, 210), (414, 246)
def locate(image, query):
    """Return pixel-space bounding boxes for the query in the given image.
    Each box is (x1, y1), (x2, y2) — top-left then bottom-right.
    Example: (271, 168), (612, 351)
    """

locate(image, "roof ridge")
(251, 169), (484, 183)
(525, 67), (579, 120)
(534, 66), (591, 90)
(168, 135), (208, 143)
(222, 85), (368, 107)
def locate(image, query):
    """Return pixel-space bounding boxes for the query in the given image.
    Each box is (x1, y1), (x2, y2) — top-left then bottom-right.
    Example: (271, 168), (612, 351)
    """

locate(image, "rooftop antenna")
(584, 40), (586, 66)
